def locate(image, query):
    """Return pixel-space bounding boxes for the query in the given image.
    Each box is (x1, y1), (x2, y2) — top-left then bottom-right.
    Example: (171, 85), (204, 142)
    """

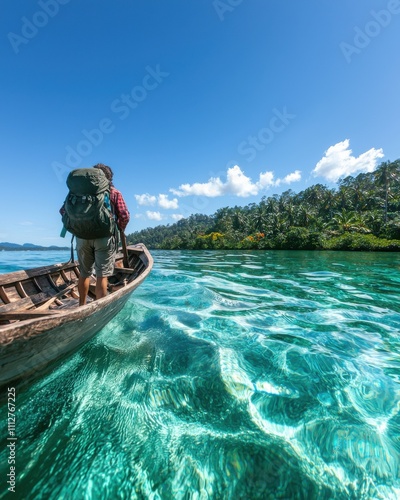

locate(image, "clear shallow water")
(1, 250), (400, 499)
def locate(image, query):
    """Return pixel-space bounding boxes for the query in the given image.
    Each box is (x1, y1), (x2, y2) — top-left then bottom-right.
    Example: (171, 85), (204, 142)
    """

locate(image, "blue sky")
(1, 0), (399, 245)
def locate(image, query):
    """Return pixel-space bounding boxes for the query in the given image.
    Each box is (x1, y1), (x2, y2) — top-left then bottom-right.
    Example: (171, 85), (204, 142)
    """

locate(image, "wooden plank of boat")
(34, 282), (78, 310)
(0, 280), (77, 319)
(0, 243), (153, 389)
(0, 310), (61, 320)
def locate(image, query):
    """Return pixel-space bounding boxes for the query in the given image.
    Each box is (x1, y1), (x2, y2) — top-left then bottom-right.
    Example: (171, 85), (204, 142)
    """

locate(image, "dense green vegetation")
(126, 160), (400, 251)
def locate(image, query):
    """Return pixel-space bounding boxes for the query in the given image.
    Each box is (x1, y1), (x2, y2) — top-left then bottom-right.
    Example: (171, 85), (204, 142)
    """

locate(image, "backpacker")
(61, 168), (116, 239)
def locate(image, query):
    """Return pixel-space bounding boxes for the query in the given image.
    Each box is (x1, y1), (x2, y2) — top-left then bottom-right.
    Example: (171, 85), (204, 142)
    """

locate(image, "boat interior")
(0, 248), (147, 326)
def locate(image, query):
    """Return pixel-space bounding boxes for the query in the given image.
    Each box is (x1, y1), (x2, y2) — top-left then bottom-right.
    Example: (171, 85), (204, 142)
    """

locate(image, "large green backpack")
(62, 168), (116, 239)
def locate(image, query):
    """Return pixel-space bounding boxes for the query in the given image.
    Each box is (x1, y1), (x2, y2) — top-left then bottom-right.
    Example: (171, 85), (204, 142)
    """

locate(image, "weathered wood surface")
(0, 310), (61, 320)
(0, 244), (153, 388)
(0, 297), (34, 313)
(34, 282), (78, 310)
(0, 261), (79, 287)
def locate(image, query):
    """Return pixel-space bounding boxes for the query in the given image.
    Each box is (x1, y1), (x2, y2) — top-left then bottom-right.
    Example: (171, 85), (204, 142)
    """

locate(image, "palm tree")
(374, 161), (400, 223)
(328, 209), (369, 233)
(320, 188), (336, 219)
(214, 207), (232, 233)
(363, 210), (384, 235)
(267, 212), (288, 236)
(302, 184), (327, 207)
(265, 195), (279, 215)
(285, 201), (297, 227)
(296, 205), (316, 228)
(232, 208), (247, 232)
(336, 184), (352, 211)
(251, 205), (268, 232)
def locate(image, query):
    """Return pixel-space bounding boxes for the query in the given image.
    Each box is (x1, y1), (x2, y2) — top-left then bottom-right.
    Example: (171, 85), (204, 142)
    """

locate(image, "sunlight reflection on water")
(1, 250), (400, 499)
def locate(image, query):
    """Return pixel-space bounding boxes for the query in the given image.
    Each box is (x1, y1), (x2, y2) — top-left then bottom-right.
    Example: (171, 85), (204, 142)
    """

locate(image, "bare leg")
(95, 277), (108, 300)
(78, 276), (90, 306)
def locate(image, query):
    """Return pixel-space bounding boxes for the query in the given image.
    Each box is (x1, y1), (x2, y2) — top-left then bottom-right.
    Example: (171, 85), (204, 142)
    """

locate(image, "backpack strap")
(69, 235), (75, 263)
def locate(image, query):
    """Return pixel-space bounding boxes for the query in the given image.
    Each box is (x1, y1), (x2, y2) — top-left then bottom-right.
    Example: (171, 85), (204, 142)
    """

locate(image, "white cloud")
(258, 171), (275, 189)
(135, 193), (179, 209)
(135, 193), (157, 206)
(158, 194), (179, 209)
(146, 211), (162, 221)
(170, 176), (225, 197)
(312, 139), (384, 183)
(171, 214), (184, 221)
(170, 165), (300, 198)
(275, 170), (302, 187)
(225, 165), (259, 196)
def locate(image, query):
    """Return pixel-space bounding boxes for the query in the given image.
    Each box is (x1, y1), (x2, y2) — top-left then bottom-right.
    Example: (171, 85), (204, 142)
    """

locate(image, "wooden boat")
(0, 243), (153, 389)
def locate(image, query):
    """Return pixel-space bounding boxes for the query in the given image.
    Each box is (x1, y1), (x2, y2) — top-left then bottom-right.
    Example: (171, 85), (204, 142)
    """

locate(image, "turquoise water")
(1, 250), (400, 499)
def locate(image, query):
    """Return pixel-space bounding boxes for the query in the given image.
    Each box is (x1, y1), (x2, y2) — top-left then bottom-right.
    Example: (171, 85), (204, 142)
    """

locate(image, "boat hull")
(0, 244), (153, 389)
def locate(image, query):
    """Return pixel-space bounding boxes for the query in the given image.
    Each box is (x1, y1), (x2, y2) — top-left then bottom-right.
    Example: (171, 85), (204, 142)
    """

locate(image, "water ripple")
(1, 250), (400, 499)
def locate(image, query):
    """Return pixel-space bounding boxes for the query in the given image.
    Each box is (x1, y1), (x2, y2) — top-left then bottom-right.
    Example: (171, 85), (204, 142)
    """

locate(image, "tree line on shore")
(126, 160), (400, 251)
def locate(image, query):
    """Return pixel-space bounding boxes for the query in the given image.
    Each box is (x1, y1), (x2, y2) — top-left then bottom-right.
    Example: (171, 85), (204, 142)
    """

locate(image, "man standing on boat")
(60, 163), (130, 305)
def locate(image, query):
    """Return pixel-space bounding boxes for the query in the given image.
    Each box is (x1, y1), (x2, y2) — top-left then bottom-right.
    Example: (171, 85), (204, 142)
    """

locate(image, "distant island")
(126, 160), (400, 252)
(0, 242), (69, 251)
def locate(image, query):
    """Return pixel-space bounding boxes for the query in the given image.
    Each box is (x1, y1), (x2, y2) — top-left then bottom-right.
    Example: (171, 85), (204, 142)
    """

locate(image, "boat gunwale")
(0, 261), (80, 288)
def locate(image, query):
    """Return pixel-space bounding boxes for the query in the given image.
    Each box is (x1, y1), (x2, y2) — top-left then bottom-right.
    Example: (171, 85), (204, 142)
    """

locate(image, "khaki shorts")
(76, 236), (117, 278)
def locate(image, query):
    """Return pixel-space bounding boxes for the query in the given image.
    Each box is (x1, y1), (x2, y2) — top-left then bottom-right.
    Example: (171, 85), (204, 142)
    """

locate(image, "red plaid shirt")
(110, 187), (130, 232)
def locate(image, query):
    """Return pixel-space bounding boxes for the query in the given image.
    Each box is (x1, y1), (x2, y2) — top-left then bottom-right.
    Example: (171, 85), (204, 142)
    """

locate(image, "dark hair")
(93, 163), (114, 185)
